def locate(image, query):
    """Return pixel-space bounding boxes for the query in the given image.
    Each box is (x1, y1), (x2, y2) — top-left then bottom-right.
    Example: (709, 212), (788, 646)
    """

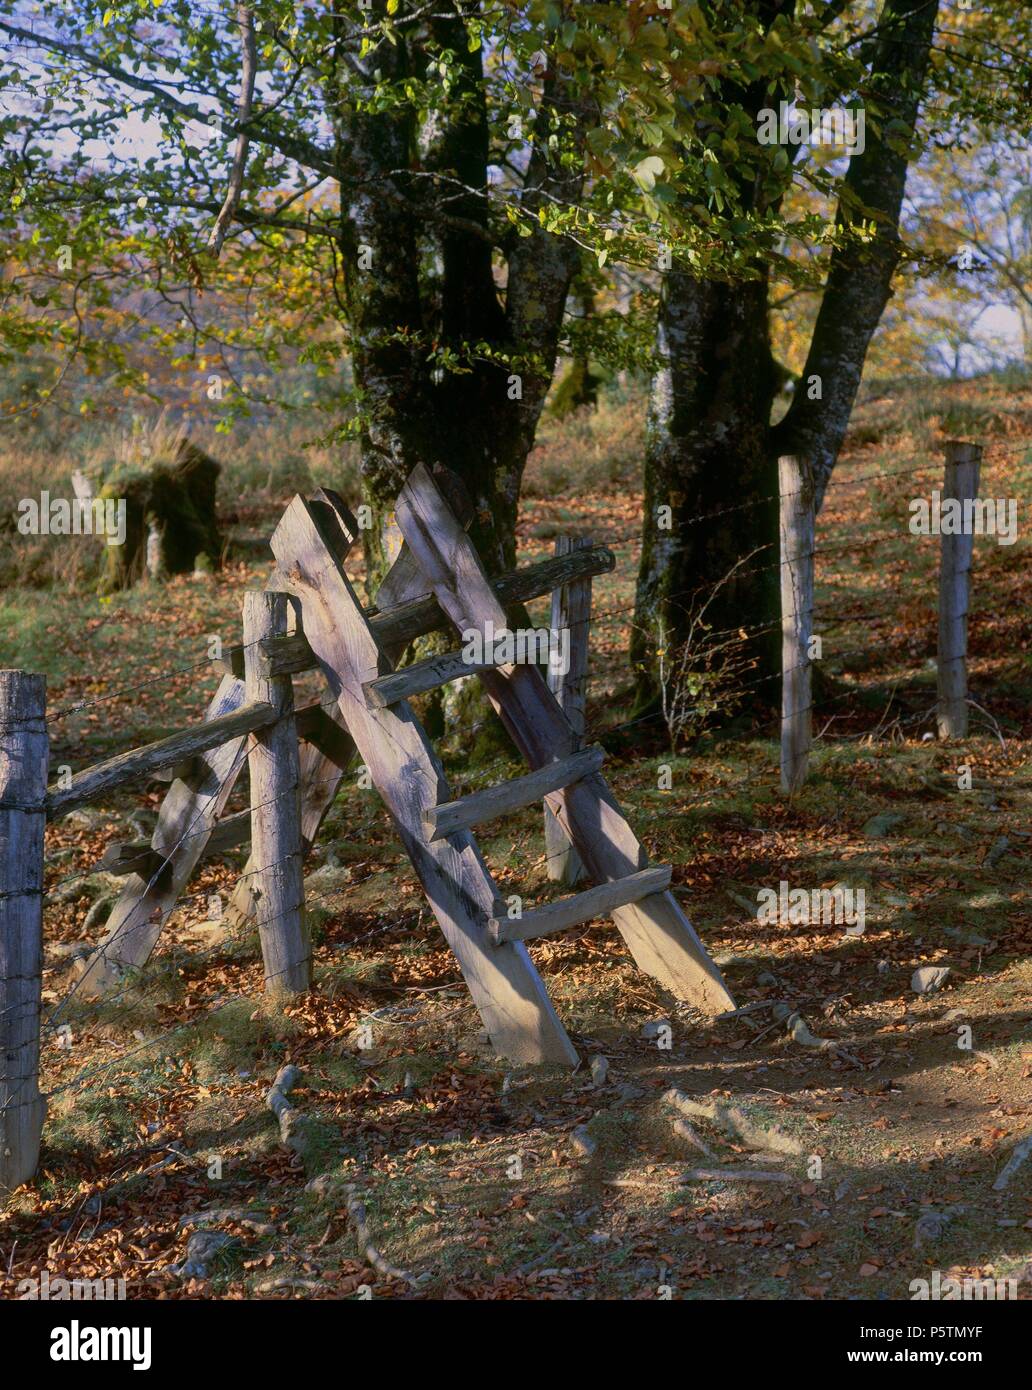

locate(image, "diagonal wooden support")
(395, 463), (735, 1016)
(76, 673), (251, 997)
(270, 493), (579, 1066)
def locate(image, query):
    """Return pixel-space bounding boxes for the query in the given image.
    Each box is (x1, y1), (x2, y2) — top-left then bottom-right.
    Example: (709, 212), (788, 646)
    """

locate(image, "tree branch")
(208, 4), (257, 256)
(0, 16), (335, 180)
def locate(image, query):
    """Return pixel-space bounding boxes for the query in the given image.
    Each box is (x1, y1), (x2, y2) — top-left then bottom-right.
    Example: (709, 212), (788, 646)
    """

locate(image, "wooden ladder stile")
(268, 491), (580, 1068)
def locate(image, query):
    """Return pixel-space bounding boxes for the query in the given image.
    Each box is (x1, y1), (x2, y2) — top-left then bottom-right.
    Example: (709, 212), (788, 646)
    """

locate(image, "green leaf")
(632, 155), (665, 192)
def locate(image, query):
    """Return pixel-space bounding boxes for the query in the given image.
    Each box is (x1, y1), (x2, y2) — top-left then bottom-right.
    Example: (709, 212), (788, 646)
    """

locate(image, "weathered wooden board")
(46, 698), (275, 818)
(0, 671), (48, 1193)
(364, 647), (501, 709)
(270, 493), (579, 1066)
(218, 545), (616, 680)
(544, 535), (593, 885)
(779, 455), (814, 794)
(244, 592), (309, 994)
(226, 508), (440, 930)
(395, 463), (736, 1015)
(78, 674), (252, 995)
(426, 744), (605, 842)
(491, 865), (672, 944)
(99, 807), (251, 877)
(937, 442), (982, 740)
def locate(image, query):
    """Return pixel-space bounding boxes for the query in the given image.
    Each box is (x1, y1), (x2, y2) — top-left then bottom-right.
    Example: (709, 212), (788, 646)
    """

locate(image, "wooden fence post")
(243, 593), (310, 994)
(937, 440), (982, 740)
(779, 456), (815, 794)
(544, 535), (593, 885)
(0, 670), (48, 1192)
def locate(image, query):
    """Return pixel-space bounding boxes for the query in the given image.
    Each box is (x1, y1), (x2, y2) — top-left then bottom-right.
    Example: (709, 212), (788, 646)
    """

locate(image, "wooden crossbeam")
(394, 463), (736, 1016)
(97, 807), (251, 877)
(269, 491), (579, 1066)
(215, 545), (615, 680)
(490, 866), (672, 944)
(46, 700), (276, 818)
(425, 744), (606, 842)
(364, 647), (501, 709)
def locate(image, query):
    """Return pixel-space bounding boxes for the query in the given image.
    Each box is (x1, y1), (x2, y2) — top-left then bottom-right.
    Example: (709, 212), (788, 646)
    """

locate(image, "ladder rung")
(424, 744), (605, 841)
(363, 647), (501, 708)
(490, 865), (673, 945)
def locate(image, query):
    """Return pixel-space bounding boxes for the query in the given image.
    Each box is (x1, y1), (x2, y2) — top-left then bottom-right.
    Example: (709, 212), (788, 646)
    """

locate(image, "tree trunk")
(632, 273), (782, 717)
(633, 0), (941, 721)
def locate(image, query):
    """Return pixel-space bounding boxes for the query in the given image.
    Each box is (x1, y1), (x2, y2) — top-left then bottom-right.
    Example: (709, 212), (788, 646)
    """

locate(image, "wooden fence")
(5, 482), (729, 1192)
(2, 437), (1007, 1191)
(779, 438), (988, 792)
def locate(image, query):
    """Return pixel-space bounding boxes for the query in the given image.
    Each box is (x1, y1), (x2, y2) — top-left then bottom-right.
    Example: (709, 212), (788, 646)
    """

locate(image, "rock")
(863, 812), (904, 839)
(911, 965), (951, 995)
(726, 889), (764, 919)
(589, 1055), (609, 1088)
(641, 1019), (671, 1041)
(943, 926), (989, 948)
(570, 1125), (597, 1159)
(175, 1230), (239, 1279)
(49, 940), (93, 960)
(305, 1174), (342, 1200)
(913, 1208), (955, 1249)
(615, 1083), (645, 1102)
(876, 959), (891, 974)
(183, 919), (229, 946)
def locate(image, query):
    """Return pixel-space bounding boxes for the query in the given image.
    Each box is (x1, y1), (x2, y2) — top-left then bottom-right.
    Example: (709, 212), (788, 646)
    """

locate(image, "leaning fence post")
(544, 535), (593, 885)
(937, 440), (982, 740)
(779, 456), (815, 794)
(243, 593), (310, 994)
(0, 670), (48, 1192)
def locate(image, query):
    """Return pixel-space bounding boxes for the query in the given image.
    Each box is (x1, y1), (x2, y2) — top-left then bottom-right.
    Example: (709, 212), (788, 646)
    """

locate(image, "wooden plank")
(544, 536), (593, 885)
(779, 455), (815, 794)
(270, 493), (579, 1066)
(491, 866), (672, 944)
(0, 670), (48, 1193)
(937, 441), (982, 740)
(227, 496), (453, 924)
(364, 647), (501, 709)
(426, 744), (606, 842)
(244, 592), (309, 994)
(77, 674), (251, 995)
(395, 463), (736, 1015)
(219, 545), (616, 680)
(45, 699), (276, 818)
(98, 808), (250, 877)
(294, 700), (355, 768)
